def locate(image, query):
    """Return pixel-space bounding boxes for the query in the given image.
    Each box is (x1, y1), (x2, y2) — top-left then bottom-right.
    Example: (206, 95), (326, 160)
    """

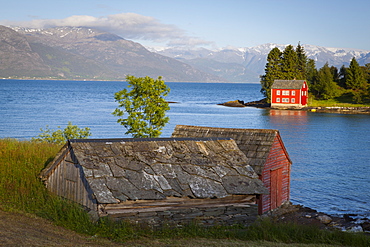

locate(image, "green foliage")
(280, 45), (300, 80)
(296, 42), (308, 80)
(260, 47), (283, 103)
(345, 58), (369, 103)
(32, 121), (91, 144)
(313, 63), (341, 100)
(112, 75), (170, 138)
(346, 58), (368, 91)
(306, 59), (318, 86)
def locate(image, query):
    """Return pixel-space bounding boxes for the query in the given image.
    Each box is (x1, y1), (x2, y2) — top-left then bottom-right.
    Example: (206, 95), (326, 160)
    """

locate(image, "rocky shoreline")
(219, 99), (370, 115)
(267, 202), (370, 233)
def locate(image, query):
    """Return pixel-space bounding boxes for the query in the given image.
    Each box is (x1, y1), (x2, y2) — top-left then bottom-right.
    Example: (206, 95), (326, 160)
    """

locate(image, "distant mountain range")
(1, 25), (369, 82)
(0, 25), (223, 82)
(153, 44), (370, 82)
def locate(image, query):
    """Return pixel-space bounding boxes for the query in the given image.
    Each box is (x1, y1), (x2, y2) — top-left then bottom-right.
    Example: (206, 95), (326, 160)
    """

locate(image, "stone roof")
(50, 138), (268, 204)
(271, 80), (306, 89)
(171, 125), (291, 175)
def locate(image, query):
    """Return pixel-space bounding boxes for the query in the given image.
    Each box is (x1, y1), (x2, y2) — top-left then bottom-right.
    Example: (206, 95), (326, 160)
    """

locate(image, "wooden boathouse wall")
(259, 135), (291, 214)
(41, 145), (98, 213)
(171, 125), (292, 214)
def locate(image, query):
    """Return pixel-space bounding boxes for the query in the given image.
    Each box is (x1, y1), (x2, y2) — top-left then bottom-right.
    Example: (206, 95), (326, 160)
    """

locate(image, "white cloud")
(1, 13), (212, 47)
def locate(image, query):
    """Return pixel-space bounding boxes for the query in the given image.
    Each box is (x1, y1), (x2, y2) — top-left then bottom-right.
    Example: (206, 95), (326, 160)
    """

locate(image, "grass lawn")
(308, 92), (370, 107)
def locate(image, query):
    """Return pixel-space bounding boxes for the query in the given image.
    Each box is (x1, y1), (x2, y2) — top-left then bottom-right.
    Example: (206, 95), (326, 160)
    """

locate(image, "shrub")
(32, 121), (91, 144)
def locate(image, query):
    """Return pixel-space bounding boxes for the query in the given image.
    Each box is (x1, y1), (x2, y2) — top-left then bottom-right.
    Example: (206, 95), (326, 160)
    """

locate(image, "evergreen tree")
(306, 58), (318, 97)
(330, 66), (340, 84)
(260, 47), (282, 102)
(296, 42), (308, 80)
(362, 63), (370, 96)
(280, 45), (299, 80)
(314, 63), (340, 99)
(346, 58), (368, 103)
(362, 63), (370, 84)
(338, 65), (347, 88)
(346, 57), (368, 91)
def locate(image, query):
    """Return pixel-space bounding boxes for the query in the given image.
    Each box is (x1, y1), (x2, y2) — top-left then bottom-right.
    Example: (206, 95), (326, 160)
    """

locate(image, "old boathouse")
(41, 137), (268, 226)
(172, 125), (292, 214)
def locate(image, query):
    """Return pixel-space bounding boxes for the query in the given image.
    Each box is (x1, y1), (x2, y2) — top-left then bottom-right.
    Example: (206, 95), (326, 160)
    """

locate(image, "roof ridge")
(68, 137), (232, 143)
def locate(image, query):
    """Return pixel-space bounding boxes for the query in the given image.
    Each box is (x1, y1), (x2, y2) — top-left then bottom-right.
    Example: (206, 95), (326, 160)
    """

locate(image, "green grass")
(1, 138), (369, 246)
(308, 91), (370, 107)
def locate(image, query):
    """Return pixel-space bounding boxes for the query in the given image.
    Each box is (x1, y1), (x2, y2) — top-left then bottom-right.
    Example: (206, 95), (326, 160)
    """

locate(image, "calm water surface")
(1, 80), (369, 218)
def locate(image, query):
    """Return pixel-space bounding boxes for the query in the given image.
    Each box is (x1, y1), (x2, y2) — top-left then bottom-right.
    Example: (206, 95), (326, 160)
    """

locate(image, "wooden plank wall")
(46, 149), (97, 212)
(100, 195), (258, 227)
(260, 136), (291, 213)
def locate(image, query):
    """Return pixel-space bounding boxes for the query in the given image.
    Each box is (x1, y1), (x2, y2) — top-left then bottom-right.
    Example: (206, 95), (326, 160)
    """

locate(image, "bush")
(32, 121), (91, 144)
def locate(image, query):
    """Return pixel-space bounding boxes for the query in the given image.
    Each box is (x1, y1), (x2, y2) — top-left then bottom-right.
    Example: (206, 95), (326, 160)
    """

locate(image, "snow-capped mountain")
(1, 25), (224, 82)
(153, 44), (370, 82)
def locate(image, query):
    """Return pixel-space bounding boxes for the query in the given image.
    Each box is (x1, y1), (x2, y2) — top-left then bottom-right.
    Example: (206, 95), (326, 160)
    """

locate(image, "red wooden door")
(301, 90), (307, 105)
(270, 168), (283, 210)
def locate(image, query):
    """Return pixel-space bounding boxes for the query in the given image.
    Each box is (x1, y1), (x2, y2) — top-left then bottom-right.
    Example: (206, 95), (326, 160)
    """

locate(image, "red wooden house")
(271, 80), (308, 108)
(172, 125), (292, 214)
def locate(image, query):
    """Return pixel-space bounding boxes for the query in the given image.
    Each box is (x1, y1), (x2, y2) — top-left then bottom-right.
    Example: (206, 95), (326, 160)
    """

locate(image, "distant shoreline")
(219, 99), (370, 115)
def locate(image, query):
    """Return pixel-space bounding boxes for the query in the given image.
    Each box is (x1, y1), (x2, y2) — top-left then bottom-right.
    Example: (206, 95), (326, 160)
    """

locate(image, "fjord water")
(1, 80), (369, 218)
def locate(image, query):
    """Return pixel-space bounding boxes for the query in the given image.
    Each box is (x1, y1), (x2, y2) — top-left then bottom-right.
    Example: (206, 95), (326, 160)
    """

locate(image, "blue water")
(1, 79), (369, 218)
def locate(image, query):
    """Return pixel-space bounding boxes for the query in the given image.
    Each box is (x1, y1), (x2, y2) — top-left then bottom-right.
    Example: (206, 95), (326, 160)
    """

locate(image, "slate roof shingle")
(171, 125), (291, 175)
(42, 138), (268, 205)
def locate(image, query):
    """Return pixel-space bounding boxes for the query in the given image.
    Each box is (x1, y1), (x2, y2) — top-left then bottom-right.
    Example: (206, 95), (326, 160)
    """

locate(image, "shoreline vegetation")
(1, 139), (369, 246)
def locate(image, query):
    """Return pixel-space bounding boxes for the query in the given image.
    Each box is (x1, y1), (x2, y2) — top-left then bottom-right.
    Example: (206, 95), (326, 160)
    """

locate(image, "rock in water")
(218, 100), (245, 107)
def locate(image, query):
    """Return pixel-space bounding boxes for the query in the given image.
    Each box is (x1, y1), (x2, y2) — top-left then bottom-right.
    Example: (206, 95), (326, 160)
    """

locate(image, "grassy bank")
(308, 92), (370, 107)
(0, 138), (369, 246)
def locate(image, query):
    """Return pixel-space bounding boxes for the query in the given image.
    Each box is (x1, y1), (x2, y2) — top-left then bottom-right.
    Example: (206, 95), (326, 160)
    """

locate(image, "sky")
(1, 0), (369, 50)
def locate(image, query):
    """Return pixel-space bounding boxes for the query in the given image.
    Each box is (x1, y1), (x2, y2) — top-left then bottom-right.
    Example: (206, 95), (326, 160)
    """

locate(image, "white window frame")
(292, 91), (296, 96)
(276, 90), (280, 95)
(282, 90), (290, 95)
(276, 98), (280, 102)
(282, 98), (289, 103)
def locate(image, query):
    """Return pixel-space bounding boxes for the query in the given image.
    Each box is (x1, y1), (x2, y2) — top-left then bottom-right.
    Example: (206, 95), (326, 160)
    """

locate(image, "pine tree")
(330, 66), (340, 83)
(306, 59), (318, 97)
(296, 42), (308, 80)
(260, 47), (282, 102)
(315, 63), (340, 99)
(346, 57), (367, 91)
(338, 65), (347, 88)
(281, 45), (299, 80)
(345, 58), (368, 103)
